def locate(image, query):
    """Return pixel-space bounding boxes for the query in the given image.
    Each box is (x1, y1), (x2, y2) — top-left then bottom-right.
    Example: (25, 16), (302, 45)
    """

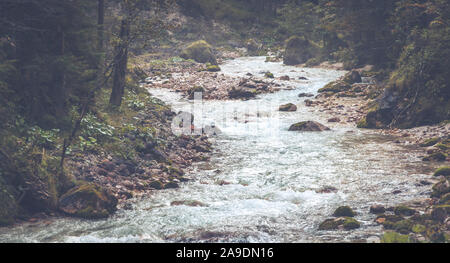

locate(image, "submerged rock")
(180, 40), (217, 65)
(59, 183), (118, 219)
(288, 121), (330, 132)
(279, 103), (297, 112)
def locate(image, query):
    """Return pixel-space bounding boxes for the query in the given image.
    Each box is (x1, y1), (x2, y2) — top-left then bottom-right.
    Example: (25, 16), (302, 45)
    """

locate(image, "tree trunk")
(109, 19), (129, 107)
(97, 0), (105, 50)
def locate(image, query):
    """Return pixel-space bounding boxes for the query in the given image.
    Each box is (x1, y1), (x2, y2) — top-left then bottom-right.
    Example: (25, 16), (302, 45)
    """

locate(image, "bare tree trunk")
(109, 19), (129, 107)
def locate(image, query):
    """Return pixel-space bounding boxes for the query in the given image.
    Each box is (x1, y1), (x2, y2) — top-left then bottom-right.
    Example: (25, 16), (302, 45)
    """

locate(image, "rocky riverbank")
(308, 69), (450, 242)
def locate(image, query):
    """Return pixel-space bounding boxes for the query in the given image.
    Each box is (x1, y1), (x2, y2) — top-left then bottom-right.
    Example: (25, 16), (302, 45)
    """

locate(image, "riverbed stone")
(370, 205), (386, 214)
(288, 121), (330, 132)
(333, 206), (356, 217)
(394, 206), (416, 216)
(298, 92), (314, 98)
(279, 103), (297, 112)
(342, 70), (362, 84)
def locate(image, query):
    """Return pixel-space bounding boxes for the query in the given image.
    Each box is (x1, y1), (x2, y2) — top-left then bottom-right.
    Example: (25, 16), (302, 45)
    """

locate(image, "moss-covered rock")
(206, 64), (221, 72)
(333, 206), (356, 217)
(180, 40), (218, 65)
(433, 167), (450, 178)
(0, 178), (18, 226)
(420, 137), (440, 147)
(343, 217), (361, 230)
(423, 152), (448, 162)
(59, 183), (117, 219)
(381, 231), (410, 243)
(431, 179), (450, 198)
(283, 36), (316, 65)
(357, 117), (369, 128)
(412, 224), (427, 234)
(393, 219), (414, 234)
(149, 180), (163, 190)
(318, 217), (346, 230)
(394, 205), (416, 216)
(318, 81), (351, 93)
(264, 72), (274, 78)
(228, 87), (258, 100)
(342, 70), (362, 84)
(288, 121), (330, 132)
(431, 205), (450, 222)
(279, 103), (297, 112)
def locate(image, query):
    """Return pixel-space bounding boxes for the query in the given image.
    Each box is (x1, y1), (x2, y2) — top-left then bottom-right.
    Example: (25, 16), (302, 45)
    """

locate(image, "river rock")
(288, 121), (330, 132)
(318, 217), (361, 231)
(370, 205), (386, 214)
(333, 206), (356, 217)
(283, 36), (315, 65)
(328, 117), (341, 123)
(279, 103), (297, 112)
(279, 75), (290, 81)
(228, 87), (257, 100)
(298, 92), (314, 98)
(59, 183), (117, 219)
(180, 40), (218, 65)
(318, 81), (351, 93)
(342, 70), (362, 84)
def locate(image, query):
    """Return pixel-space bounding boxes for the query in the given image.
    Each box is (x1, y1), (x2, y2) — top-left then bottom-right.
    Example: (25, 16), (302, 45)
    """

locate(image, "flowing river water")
(0, 57), (435, 243)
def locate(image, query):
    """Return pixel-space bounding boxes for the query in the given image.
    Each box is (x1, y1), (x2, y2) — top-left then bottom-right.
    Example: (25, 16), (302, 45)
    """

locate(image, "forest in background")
(0, 0), (449, 232)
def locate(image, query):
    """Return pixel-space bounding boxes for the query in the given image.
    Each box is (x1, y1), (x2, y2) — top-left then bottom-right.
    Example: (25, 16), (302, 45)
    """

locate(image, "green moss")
(343, 217), (361, 230)
(264, 72), (274, 78)
(433, 166), (450, 177)
(412, 224), (427, 233)
(333, 206), (356, 217)
(357, 117), (368, 128)
(206, 64), (221, 72)
(420, 137), (440, 147)
(381, 231), (410, 243)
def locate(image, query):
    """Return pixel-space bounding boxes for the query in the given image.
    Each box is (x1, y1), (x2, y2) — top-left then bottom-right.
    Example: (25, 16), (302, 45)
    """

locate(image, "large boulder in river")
(283, 36), (316, 65)
(288, 121), (330, 132)
(180, 40), (218, 65)
(59, 183), (117, 219)
(342, 70), (362, 84)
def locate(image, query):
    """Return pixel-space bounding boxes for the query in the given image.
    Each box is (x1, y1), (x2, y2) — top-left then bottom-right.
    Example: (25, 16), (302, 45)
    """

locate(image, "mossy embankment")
(0, 70), (213, 225)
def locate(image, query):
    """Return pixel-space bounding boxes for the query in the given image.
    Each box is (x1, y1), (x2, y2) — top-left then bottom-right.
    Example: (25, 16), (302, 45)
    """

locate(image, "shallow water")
(0, 57), (434, 243)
